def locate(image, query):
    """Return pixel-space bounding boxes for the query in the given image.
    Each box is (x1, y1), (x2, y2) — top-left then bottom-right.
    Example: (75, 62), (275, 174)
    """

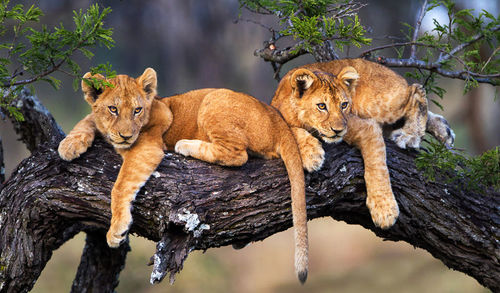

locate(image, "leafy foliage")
(0, 1), (115, 120)
(239, 0), (371, 54)
(411, 0), (500, 90)
(416, 140), (500, 192)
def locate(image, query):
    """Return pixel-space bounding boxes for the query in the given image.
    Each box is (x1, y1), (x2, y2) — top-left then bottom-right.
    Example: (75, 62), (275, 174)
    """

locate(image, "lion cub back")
(301, 58), (411, 124)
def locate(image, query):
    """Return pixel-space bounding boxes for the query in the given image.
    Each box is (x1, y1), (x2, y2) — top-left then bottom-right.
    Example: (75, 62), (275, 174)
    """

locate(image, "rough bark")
(0, 137), (498, 292)
(0, 136), (4, 187)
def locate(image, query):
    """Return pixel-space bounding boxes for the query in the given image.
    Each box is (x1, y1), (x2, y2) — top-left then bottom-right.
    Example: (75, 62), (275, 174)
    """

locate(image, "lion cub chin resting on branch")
(271, 58), (455, 229)
(58, 68), (310, 283)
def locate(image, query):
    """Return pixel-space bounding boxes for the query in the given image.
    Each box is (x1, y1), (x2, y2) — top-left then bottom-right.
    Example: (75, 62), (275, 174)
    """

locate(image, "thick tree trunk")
(0, 90), (498, 292)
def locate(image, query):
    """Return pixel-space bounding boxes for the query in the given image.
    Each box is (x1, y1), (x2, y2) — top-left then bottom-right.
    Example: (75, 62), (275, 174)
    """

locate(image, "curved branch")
(254, 42), (308, 64)
(410, 0), (428, 59)
(438, 24), (500, 63)
(363, 55), (500, 86)
(0, 138), (498, 292)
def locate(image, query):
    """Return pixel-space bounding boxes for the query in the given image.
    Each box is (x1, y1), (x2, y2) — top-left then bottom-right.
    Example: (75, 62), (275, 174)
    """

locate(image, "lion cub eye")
(108, 106), (118, 115)
(317, 103), (327, 111)
(134, 107), (143, 115)
(341, 102), (349, 110)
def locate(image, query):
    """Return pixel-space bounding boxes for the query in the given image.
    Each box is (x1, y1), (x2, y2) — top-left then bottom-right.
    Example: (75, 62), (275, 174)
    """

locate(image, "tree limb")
(438, 24), (500, 64)
(0, 136), (498, 292)
(254, 42), (308, 65)
(410, 0), (428, 59)
(363, 55), (500, 86)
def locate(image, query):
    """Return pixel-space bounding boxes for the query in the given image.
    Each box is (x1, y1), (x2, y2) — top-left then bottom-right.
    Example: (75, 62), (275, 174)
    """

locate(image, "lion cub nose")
(119, 133), (133, 140)
(331, 128), (344, 135)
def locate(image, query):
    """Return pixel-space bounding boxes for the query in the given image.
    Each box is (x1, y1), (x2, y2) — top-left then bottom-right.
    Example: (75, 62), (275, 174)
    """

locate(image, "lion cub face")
(81, 68), (157, 149)
(290, 67), (359, 143)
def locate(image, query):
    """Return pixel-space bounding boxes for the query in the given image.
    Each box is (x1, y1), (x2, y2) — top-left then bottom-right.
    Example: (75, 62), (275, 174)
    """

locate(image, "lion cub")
(58, 69), (309, 283)
(271, 59), (454, 229)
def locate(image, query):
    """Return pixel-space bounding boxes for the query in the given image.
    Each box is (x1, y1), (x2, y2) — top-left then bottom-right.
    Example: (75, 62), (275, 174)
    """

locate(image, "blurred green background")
(1, 0), (498, 292)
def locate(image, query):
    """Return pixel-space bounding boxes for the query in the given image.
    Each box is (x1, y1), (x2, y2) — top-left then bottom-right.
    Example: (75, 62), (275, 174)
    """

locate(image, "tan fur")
(58, 70), (309, 283)
(272, 59), (454, 229)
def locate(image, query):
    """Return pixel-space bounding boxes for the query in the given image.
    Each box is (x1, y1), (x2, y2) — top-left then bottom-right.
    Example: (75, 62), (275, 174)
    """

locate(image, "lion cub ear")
(137, 68), (157, 99)
(290, 68), (316, 98)
(337, 66), (359, 91)
(81, 72), (105, 105)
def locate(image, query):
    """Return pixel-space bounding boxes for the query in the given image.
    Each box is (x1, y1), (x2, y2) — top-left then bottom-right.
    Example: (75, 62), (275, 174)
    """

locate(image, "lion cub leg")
(58, 114), (96, 161)
(107, 136), (165, 247)
(292, 127), (325, 172)
(175, 138), (248, 167)
(390, 84), (427, 149)
(344, 115), (399, 229)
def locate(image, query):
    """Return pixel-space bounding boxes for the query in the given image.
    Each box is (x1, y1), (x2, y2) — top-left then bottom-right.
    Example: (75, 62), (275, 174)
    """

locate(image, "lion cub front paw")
(295, 129), (325, 172)
(106, 217), (131, 248)
(366, 195), (399, 229)
(58, 134), (92, 161)
(301, 140), (325, 172)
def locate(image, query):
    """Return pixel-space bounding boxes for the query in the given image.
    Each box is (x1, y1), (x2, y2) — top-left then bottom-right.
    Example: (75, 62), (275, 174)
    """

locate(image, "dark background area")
(0, 1), (497, 292)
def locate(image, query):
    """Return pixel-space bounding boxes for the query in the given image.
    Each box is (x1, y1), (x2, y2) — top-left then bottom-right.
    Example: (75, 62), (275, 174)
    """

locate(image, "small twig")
(410, 0), (428, 59)
(481, 46), (500, 72)
(438, 24), (500, 63)
(271, 61), (283, 81)
(329, 1), (367, 19)
(1, 59), (65, 88)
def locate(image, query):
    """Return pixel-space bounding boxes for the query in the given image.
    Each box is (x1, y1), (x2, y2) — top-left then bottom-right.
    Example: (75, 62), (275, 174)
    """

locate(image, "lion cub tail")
(278, 129), (309, 284)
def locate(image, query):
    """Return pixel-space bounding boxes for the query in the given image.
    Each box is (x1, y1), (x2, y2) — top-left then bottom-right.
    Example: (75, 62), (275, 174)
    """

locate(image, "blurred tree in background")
(0, 0), (498, 292)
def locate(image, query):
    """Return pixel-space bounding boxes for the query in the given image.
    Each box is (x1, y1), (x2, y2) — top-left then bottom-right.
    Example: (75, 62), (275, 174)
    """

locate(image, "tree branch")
(363, 55), (500, 86)
(254, 42), (308, 64)
(438, 24), (500, 64)
(0, 137), (498, 292)
(410, 0), (428, 59)
(2, 60), (65, 88)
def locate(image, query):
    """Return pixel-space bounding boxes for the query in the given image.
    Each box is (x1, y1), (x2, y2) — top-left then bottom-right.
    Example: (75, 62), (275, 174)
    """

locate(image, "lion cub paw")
(366, 195), (399, 229)
(58, 134), (93, 161)
(175, 139), (203, 157)
(294, 128), (325, 172)
(427, 112), (455, 148)
(390, 129), (421, 149)
(301, 140), (325, 172)
(106, 216), (131, 248)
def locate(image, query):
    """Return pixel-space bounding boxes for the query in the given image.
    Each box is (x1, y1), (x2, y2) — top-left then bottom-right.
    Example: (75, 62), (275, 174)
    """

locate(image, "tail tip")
(298, 270), (308, 284)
